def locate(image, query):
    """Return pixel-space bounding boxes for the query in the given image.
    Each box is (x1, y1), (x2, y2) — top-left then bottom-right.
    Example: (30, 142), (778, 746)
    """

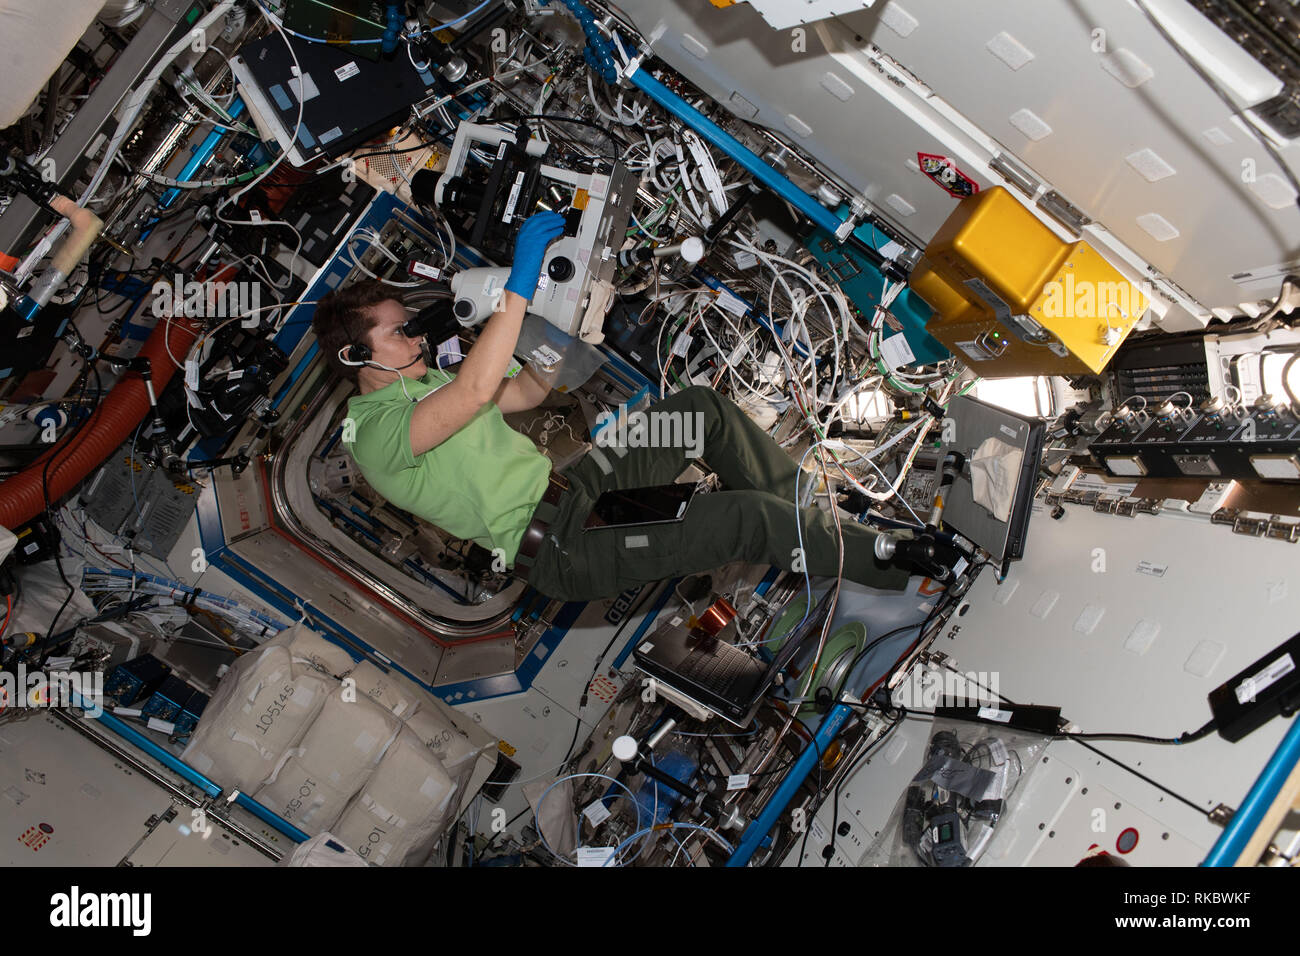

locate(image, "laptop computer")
(231, 30), (443, 167)
(633, 590), (832, 726)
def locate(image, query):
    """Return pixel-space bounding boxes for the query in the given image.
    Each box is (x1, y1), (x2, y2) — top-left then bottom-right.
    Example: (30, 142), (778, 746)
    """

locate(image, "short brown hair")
(311, 279), (403, 382)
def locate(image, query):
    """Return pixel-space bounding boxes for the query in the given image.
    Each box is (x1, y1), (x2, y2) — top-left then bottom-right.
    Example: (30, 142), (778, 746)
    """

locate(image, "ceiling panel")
(616, 0), (1300, 318)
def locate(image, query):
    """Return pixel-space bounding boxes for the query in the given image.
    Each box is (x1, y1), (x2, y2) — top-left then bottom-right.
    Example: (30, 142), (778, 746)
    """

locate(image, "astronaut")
(311, 211), (908, 602)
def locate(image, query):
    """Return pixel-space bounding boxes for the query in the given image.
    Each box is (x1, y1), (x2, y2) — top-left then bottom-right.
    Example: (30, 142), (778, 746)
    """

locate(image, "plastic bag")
(860, 719), (1049, 867)
(514, 313), (607, 393)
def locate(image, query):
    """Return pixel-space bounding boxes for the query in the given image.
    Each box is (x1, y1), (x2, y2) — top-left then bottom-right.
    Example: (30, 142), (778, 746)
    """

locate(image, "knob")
(440, 56), (468, 82)
(612, 735), (638, 763)
(547, 256), (575, 283)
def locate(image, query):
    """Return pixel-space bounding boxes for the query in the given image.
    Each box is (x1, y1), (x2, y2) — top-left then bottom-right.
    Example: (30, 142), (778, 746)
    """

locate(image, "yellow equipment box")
(910, 187), (1147, 377)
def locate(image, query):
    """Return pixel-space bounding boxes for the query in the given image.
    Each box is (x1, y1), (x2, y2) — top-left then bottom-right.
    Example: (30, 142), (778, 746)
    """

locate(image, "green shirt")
(343, 369), (551, 565)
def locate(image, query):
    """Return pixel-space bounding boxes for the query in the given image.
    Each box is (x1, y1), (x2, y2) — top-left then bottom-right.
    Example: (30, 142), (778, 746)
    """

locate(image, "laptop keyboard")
(678, 645), (753, 696)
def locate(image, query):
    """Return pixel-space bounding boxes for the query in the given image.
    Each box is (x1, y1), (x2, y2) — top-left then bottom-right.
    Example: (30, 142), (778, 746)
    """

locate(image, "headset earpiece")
(337, 344), (371, 367)
(337, 310), (373, 367)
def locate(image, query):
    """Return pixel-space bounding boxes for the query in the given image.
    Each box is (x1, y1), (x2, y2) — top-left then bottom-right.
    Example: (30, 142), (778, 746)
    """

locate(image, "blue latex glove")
(505, 211), (566, 300)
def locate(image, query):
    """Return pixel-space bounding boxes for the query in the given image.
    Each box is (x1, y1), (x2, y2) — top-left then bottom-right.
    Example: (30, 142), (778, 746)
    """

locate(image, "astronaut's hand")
(505, 211), (566, 300)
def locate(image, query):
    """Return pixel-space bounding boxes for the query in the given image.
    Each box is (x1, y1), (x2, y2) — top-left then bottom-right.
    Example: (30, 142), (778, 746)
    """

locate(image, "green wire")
(627, 189), (680, 240)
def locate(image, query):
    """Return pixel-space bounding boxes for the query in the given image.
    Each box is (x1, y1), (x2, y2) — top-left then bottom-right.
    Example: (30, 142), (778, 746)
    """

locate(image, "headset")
(336, 307), (442, 404)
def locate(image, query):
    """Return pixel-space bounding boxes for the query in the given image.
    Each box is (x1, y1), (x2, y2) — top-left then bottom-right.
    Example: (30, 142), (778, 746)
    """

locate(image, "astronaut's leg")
(578, 385), (801, 499)
(527, 485), (909, 602)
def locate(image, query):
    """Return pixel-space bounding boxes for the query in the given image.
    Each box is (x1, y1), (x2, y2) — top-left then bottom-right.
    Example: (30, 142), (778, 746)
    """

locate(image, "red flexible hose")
(0, 314), (203, 529)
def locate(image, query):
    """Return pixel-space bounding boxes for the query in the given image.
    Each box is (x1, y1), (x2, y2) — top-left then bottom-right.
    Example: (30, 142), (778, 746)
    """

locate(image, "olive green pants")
(526, 386), (910, 603)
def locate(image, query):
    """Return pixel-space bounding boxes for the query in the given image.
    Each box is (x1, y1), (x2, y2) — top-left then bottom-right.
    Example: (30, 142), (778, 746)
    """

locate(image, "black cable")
(839, 618), (928, 693)
(481, 805), (530, 846)
(1057, 717), (1217, 746)
(484, 113), (621, 161)
(697, 750), (797, 782)
(825, 707), (905, 867)
(875, 592), (953, 703)
(344, 137), (442, 164)
(795, 726), (824, 868)
(39, 348), (103, 653)
(894, 670), (1219, 745)
(890, 708), (1213, 817)
(511, 113), (620, 145)
(559, 580), (663, 770)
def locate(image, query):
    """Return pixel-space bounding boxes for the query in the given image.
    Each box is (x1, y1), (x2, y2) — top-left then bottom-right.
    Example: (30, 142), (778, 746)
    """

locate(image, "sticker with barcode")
(671, 332), (693, 357)
(1136, 560), (1168, 577)
(978, 707), (1013, 723)
(334, 61), (360, 82)
(409, 261), (441, 280)
(1235, 654), (1295, 705)
(716, 291), (748, 316)
(531, 344), (562, 366)
(185, 360), (199, 390)
(503, 171), (525, 223)
(727, 774), (750, 791)
(576, 846), (616, 867)
(582, 800), (611, 827)
(734, 251), (758, 270)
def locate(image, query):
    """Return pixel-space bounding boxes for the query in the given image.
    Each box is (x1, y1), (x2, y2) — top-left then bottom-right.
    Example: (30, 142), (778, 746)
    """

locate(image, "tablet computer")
(582, 483), (697, 531)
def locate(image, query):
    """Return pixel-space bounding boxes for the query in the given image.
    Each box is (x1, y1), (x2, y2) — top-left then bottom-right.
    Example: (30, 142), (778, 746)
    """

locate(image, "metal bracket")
(833, 194), (872, 242)
(1036, 190), (1091, 235)
(989, 153), (1041, 198)
(1209, 803), (1235, 827)
(1264, 516), (1300, 543)
(1212, 508), (1269, 537)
